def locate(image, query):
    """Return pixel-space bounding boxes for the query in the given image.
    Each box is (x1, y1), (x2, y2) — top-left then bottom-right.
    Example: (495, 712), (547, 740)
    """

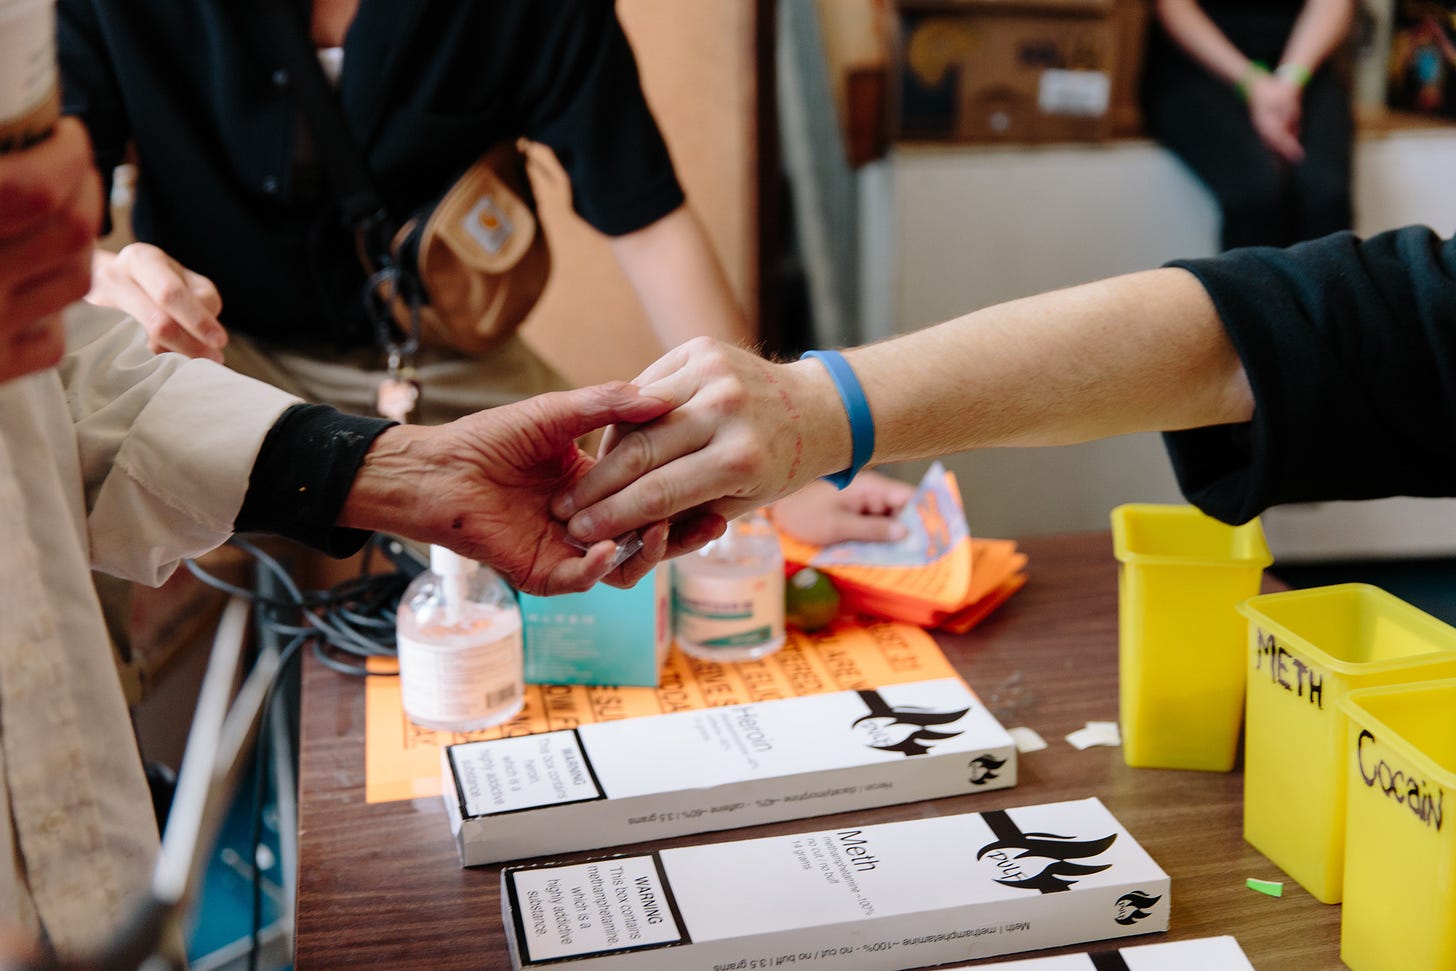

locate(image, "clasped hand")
(348, 338), (909, 596)
(1247, 73), (1305, 165)
(552, 337), (908, 557)
(339, 379), (706, 596)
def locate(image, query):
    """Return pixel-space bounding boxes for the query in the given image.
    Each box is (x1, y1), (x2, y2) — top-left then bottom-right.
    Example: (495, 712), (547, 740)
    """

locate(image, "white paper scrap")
(1008, 726), (1047, 753)
(1066, 721), (1122, 751)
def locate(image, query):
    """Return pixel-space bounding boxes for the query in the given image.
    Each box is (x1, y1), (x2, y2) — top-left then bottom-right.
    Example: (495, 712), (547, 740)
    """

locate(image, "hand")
(0, 929), (45, 971)
(338, 381), (679, 595)
(1247, 74), (1305, 164)
(553, 337), (852, 548)
(769, 471), (914, 546)
(0, 117), (102, 383)
(88, 242), (227, 361)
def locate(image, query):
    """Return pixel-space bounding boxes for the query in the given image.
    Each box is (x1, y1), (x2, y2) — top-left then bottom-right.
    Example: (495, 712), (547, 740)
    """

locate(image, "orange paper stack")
(778, 464), (1027, 633)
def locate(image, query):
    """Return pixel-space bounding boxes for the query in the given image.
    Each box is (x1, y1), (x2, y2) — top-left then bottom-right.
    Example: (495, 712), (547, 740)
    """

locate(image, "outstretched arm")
(562, 226), (1456, 544)
(555, 267), (1249, 541)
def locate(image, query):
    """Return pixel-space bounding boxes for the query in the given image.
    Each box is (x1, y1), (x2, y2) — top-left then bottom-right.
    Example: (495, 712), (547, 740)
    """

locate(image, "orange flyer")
(362, 620), (957, 803)
(777, 465), (1026, 630)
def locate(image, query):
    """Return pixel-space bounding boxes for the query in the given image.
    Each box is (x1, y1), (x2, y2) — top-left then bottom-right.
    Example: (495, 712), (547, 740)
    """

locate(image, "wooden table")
(295, 532), (1344, 969)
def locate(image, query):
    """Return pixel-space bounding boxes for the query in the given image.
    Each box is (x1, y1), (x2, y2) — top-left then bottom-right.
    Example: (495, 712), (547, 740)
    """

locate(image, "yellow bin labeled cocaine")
(1111, 503), (1270, 772)
(1238, 584), (1456, 903)
(1340, 678), (1456, 971)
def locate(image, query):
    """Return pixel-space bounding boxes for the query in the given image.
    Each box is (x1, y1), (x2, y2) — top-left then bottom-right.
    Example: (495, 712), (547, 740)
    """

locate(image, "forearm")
(557, 268), (1253, 543)
(1154, 0), (1253, 85)
(1280, 0), (1356, 73)
(840, 268), (1252, 465)
(610, 205), (752, 349)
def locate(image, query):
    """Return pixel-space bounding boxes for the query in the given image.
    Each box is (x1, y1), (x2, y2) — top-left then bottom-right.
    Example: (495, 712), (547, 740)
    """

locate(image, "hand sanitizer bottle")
(396, 545), (524, 732)
(673, 512), (786, 663)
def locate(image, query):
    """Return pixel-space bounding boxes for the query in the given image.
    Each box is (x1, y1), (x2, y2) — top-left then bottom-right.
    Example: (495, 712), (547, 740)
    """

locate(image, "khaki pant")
(222, 332), (574, 424)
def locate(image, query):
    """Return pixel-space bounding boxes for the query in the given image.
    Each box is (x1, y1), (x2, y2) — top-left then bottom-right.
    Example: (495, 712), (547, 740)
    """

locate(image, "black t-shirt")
(1144, 2), (1306, 79)
(1163, 226), (1456, 524)
(60, 0), (686, 348)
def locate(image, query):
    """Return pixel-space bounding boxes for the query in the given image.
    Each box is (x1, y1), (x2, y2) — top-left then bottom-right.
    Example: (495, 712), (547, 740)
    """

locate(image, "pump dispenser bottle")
(672, 512), (786, 662)
(396, 545), (524, 731)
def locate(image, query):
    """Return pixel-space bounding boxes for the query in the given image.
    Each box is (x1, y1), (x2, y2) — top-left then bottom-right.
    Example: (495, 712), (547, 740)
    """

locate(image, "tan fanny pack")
(375, 142), (552, 355)
(263, 0), (550, 357)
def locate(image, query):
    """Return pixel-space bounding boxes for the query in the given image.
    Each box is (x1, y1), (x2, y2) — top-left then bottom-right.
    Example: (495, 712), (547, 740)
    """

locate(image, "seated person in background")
(0, 118), (683, 958)
(556, 226), (1456, 557)
(1142, 0), (1356, 250)
(60, 0), (748, 421)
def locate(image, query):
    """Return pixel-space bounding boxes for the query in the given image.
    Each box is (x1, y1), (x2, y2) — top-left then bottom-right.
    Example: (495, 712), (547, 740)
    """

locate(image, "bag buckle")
(365, 264), (423, 423)
(364, 264), (420, 360)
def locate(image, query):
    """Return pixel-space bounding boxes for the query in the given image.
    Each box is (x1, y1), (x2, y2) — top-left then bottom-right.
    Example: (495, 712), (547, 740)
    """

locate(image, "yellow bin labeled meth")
(1111, 503), (1270, 772)
(1238, 584), (1456, 904)
(1340, 678), (1456, 971)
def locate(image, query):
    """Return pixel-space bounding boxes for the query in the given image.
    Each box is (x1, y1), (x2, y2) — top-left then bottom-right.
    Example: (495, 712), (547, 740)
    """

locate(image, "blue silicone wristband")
(801, 350), (875, 490)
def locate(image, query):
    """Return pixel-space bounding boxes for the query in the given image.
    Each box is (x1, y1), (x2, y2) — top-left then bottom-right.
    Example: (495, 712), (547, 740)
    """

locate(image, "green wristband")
(1236, 60), (1269, 102)
(1276, 62), (1312, 88)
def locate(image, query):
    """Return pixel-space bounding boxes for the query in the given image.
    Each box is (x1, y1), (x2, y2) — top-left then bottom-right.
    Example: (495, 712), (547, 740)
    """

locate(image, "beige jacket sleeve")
(57, 305), (301, 585)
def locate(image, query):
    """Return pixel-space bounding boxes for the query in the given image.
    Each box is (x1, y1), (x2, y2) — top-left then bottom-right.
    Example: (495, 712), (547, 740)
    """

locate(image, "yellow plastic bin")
(1340, 678), (1456, 971)
(1238, 584), (1456, 903)
(1111, 503), (1271, 772)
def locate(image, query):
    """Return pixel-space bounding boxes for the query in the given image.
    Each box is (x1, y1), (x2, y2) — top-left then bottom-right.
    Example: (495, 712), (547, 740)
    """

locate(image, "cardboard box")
(892, 0), (1148, 143)
(500, 797), (1169, 970)
(949, 934), (1252, 969)
(518, 566), (671, 687)
(445, 677), (1016, 865)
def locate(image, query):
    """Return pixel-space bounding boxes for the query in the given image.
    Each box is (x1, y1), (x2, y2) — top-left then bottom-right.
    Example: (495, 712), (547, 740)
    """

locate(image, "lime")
(785, 567), (841, 631)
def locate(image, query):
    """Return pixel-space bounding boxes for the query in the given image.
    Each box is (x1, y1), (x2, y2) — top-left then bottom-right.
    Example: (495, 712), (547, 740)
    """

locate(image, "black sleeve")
(514, 0), (685, 236)
(1162, 226), (1456, 524)
(235, 405), (396, 557)
(57, 0), (131, 235)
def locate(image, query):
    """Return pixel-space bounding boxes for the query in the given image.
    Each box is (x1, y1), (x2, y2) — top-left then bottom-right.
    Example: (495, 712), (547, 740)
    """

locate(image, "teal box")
(518, 566), (671, 687)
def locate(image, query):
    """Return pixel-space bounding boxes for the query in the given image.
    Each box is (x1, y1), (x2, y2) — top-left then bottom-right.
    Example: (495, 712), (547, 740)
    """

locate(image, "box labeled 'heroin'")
(501, 797), (1170, 970)
(444, 677), (1015, 865)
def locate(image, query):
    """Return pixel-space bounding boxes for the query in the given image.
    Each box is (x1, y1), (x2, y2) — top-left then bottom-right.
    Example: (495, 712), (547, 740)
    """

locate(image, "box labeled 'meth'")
(445, 677), (1016, 865)
(501, 797), (1170, 970)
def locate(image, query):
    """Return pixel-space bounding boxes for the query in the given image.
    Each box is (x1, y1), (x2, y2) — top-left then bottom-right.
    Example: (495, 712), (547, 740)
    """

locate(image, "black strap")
(254, 0), (419, 356)
(255, 0), (391, 243)
(1088, 950), (1132, 971)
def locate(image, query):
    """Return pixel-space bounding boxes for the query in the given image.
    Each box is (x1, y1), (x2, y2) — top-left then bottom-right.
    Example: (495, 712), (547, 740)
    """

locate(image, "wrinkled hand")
(88, 242), (227, 361)
(1247, 74), (1305, 164)
(553, 337), (850, 550)
(0, 117), (101, 383)
(339, 381), (678, 595)
(770, 471), (914, 546)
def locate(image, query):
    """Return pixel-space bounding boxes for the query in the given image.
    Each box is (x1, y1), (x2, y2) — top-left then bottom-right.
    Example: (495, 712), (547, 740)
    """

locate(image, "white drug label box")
(445, 677), (1015, 865)
(501, 797), (1169, 970)
(950, 934), (1253, 969)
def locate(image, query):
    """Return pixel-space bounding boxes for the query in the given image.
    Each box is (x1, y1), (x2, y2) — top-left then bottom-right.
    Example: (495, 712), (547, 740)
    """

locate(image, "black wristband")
(235, 404), (396, 557)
